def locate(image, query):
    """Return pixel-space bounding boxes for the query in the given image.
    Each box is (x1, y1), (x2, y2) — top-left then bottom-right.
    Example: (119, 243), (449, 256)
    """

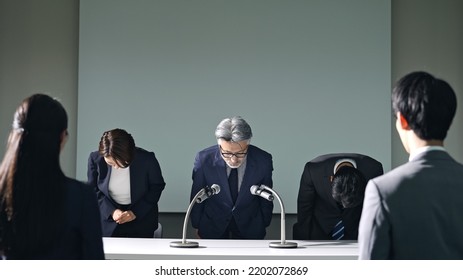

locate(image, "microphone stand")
(260, 185), (297, 248)
(169, 190), (204, 248)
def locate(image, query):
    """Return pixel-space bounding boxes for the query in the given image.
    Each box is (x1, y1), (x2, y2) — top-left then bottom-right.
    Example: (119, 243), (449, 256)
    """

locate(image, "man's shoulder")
(309, 153), (382, 170)
(305, 154), (346, 169)
(308, 153), (354, 163)
(309, 153), (378, 162)
(248, 145), (272, 159)
(198, 145), (218, 154)
(196, 145), (219, 161)
(356, 154), (382, 166)
(367, 162), (416, 193)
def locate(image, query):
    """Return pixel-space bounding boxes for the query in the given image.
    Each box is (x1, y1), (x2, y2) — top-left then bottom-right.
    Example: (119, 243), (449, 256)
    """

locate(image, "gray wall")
(77, 0), (391, 214)
(390, 0), (463, 166)
(0, 0), (79, 176)
(1, 0), (462, 239)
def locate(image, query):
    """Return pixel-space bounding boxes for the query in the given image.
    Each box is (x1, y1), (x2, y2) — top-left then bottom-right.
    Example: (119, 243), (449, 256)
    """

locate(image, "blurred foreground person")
(358, 71), (463, 259)
(0, 94), (104, 259)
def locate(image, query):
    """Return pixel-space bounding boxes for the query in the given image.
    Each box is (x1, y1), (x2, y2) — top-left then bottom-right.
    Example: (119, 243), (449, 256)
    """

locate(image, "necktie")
(332, 220), (345, 240)
(228, 168), (238, 204)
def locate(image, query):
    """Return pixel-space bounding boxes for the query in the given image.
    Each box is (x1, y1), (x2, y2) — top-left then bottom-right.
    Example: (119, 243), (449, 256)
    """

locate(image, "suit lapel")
(235, 148), (256, 206)
(213, 148), (233, 204)
(100, 161), (112, 197)
(129, 150), (142, 203)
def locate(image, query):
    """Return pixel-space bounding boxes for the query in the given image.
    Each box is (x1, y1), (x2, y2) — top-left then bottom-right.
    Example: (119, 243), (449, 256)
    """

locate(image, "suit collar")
(212, 146), (227, 168)
(410, 149), (452, 162)
(409, 146), (446, 161)
(241, 148), (256, 184)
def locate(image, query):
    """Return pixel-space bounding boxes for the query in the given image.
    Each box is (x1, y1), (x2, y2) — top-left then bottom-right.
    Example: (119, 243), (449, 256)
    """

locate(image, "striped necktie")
(332, 220), (345, 240)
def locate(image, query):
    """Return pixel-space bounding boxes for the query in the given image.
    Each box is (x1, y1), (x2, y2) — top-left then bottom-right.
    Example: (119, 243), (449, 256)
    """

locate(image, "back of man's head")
(332, 166), (367, 208)
(392, 71), (457, 140)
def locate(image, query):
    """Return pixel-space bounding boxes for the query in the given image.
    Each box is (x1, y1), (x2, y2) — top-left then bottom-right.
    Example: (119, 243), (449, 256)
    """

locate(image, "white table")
(103, 237), (358, 260)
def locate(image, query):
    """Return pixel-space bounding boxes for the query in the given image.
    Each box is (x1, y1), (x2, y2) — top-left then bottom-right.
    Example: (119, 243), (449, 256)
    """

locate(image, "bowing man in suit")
(359, 71), (463, 259)
(294, 153), (383, 240)
(191, 116), (274, 239)
(88, 128), (166, 237)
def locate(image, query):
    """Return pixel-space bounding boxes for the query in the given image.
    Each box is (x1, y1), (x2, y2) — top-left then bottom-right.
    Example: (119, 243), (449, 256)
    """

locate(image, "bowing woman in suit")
(0, 94), (104, 259)
(87, 128), (166, 237)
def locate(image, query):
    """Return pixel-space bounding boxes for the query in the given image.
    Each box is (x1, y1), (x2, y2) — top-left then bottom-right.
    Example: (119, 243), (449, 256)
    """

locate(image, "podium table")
(103, 237), (358, 260)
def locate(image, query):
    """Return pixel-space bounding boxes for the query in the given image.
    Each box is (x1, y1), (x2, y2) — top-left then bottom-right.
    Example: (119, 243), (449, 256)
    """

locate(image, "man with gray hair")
(190, 116), (274, 239)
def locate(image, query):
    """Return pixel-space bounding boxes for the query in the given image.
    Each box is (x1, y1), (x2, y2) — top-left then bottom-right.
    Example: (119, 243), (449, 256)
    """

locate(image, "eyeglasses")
(219, 145), (248, 159)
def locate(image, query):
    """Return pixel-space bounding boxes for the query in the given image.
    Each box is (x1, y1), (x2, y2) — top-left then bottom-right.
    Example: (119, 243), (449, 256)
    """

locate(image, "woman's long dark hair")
(0, 94), (68, 259)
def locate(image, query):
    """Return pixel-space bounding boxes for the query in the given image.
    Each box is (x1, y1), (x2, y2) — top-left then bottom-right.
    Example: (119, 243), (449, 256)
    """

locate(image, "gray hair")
(215, 116), (253, 142)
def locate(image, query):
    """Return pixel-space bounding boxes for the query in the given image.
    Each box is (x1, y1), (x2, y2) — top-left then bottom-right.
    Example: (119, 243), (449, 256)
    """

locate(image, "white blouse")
(108, 166), (131, 205)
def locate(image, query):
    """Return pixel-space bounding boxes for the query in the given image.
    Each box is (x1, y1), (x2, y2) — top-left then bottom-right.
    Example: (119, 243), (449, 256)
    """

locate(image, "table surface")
(103, 237), (359, 260)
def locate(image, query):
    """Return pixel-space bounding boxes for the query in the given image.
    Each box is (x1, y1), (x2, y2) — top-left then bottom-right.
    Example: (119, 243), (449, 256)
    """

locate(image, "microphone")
(250, 185), (298, 248)
(250, 185), (274, 201)
(170, 184), (221, 248)
(196, 184), (221, 203)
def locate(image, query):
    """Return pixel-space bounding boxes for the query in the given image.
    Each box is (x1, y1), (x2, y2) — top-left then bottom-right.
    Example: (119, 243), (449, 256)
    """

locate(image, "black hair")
(98, 128), (136, 168)
(392, 71), (457, 140)
(0, 93), (67, 259)
(332, 166), (367, 208)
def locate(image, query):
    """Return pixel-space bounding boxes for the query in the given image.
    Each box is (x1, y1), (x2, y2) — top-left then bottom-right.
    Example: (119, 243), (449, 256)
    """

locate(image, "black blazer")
(87, 147), (166, 237)
(294, 153), (383, 240)
(38, 178), (104, 259)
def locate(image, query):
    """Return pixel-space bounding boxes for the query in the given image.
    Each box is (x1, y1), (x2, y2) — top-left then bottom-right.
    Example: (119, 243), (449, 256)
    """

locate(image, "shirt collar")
(333, 158), (357, 174)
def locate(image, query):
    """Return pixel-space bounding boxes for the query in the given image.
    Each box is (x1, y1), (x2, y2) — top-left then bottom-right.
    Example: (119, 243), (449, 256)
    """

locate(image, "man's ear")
(60, 129), (68, 141)
(60, 129), (69, 150)
(398, 112), (410, 130)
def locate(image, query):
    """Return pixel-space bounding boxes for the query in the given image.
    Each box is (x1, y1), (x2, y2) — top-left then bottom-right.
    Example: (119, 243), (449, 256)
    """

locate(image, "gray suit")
(358, 150), (463, 259)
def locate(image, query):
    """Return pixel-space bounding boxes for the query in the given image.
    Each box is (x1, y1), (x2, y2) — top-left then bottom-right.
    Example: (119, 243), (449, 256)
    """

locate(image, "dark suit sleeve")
(190, 152), (206, 229)
(130, 152), (166, 219)
(81, 183), (105, 259)
(87, 153), (116, 220)
(259, 154), (274, 227)
(295, 162), (316, 239)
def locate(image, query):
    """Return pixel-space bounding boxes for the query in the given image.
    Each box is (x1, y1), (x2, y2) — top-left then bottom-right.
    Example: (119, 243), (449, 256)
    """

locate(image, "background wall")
(390, 0), (463, 166)
(0, 0), (79, 175)
(77, 0), (391, 214)
(1, 0), (462, 239)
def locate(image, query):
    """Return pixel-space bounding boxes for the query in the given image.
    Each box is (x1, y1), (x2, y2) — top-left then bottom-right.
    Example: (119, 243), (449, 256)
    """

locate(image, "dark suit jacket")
(87, 147), (166, 237)
(191, 145), (273, 239)
(359, 150), (463, 259)
(37, 178), (104, 260)
(294, 153), (383, 240)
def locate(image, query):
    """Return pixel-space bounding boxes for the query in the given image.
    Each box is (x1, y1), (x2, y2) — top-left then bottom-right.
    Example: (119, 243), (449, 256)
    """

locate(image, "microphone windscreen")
(250, 185), (259, 195)
(211, 184), (220, 194)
